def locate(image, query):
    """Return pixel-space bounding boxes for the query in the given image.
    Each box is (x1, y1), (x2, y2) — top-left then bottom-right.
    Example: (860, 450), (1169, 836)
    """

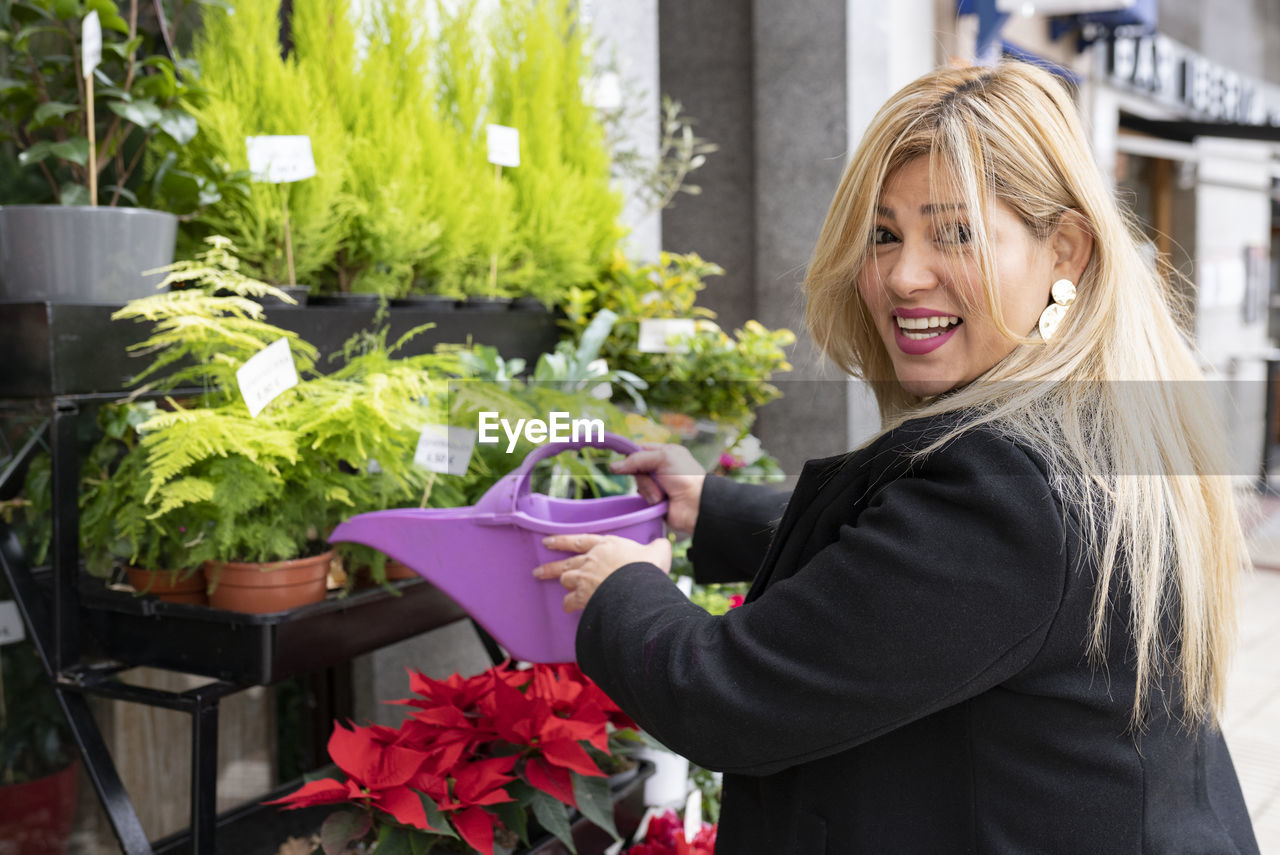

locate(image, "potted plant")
(107, 239), (488, 610)
(0, 591), (78, 853)
(77, 399), (211, 603)
(562, 251), (795, 437)
(0, 0), (214, 302)
(267, 661), (651, 855)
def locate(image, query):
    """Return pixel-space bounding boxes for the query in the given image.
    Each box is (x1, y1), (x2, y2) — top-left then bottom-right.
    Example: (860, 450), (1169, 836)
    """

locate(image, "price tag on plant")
(588, 71), (623, 110)
(245, 135), (317, 183)
(0, 600), (25, 646)
(82, 11), (102, 79)
(414, 425), (476, 476)
(638, 318), (696, 353)
(236, 337), (299, 417)
(486, 124), (521, 168)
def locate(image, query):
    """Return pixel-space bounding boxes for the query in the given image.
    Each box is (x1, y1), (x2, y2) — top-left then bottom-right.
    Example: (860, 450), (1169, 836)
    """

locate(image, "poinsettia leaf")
(528, 790), (576, 855)
(319, 809), (370, 855)
(452, 806), (498, 855)
(416, 792), (457, 839)
(525, 757), (576, 807)
(260, 777), (349, 809)
(374, 824), (413, 855)
(492, 799), (529, 846)
(539, 737), (604, 777)
(571, 772), (619, 841)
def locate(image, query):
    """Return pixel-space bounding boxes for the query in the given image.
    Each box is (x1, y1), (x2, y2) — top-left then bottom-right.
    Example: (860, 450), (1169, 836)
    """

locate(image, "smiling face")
(857, 157), (1059, 398)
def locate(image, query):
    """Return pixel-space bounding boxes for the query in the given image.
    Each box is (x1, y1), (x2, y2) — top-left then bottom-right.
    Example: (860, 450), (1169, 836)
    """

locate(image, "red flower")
(268, 662), (638, 855)
(728, 594), (745, 609)
(264, 722), (445, 833)
(624, 811), (718, 855)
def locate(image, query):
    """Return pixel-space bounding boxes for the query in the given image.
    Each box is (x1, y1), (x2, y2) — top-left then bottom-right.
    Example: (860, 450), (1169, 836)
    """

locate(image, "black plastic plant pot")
(309, 292), (386, 308)
(390, 294), (456, 311)
(258, 285), (311, 307)
(457, 296), (514, 312)
(510, 296), (549, 313)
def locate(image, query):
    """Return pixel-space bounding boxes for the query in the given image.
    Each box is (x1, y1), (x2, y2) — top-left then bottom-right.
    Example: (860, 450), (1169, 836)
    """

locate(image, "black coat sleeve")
(576, 430), (1068, 776)
(687, 476), (792, 585)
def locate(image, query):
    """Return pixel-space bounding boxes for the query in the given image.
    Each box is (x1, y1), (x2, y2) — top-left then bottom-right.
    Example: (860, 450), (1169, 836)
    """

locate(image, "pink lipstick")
(891, 308), (961, 356)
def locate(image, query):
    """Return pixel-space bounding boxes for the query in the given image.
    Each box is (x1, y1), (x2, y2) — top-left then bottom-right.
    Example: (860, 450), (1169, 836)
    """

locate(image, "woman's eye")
(936, 222), (972, 245)
(872, 226), (898, 245)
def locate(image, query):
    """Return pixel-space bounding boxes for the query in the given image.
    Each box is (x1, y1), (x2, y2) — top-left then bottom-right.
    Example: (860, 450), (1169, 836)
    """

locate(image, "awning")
(1120, 113), (1280, 144)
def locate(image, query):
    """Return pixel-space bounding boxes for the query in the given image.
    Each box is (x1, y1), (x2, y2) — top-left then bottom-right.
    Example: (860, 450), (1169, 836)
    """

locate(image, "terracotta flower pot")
(0, 761), (79, 855)
(205, 550), (335, 614)
(384, 559), (418, 580)
(125, 566), (208, 605)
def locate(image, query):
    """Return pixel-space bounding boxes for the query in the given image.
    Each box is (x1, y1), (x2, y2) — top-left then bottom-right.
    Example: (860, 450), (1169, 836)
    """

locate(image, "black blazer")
(577, 413), (1259, 854)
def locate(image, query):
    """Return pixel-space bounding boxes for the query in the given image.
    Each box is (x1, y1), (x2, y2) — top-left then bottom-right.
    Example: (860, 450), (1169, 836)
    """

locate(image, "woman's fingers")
(609, 448), (669, 476)
(540, 533), (604, 555)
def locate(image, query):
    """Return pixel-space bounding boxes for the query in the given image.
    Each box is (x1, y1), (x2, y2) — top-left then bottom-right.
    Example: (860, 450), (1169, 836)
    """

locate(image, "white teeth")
(895, 315), (960, 331)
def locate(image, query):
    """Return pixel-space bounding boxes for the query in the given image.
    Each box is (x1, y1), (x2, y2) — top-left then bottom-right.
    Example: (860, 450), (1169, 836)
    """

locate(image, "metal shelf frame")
(0, 301), (561, 854)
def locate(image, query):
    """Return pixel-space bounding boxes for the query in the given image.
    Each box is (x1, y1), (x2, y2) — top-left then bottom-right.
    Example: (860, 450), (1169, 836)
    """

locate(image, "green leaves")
(319, 809), (371, 855)
(19, 137), (89, 166)
(528, 790), (576, 854)
(30, 100), (76, 128)
(571, 772), (620, 842)
(157, 108), (197, 145)
(0, 0), (200, 206)
(107, 97), (162, 129)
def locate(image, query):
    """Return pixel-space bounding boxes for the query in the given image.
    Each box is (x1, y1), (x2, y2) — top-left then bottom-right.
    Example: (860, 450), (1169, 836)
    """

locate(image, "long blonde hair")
(805, 62), (1245, 727)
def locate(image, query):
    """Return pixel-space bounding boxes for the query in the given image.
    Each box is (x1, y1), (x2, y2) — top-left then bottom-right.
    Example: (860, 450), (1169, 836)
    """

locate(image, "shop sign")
(1106, 33), (1280, 126)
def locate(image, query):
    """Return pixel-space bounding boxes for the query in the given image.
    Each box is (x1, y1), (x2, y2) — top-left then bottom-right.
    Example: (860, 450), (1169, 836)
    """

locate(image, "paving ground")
(1227, 493), (1280, 853)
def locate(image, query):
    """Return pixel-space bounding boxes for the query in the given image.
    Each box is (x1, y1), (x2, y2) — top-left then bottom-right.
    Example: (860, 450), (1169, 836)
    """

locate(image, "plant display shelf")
(0, 299), (561, 397)
(0, 300), (561, 855)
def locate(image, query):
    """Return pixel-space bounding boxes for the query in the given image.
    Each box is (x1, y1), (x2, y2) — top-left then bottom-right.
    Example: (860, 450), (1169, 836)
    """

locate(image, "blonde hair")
(805, 62), (1245, 727)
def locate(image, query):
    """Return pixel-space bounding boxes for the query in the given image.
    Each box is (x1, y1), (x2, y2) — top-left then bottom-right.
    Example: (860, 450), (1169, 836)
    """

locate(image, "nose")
(883, 239), (939, 300)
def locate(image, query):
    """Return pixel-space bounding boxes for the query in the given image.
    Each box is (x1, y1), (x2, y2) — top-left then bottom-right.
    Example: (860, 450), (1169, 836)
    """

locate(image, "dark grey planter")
(0, 205), (178, 303)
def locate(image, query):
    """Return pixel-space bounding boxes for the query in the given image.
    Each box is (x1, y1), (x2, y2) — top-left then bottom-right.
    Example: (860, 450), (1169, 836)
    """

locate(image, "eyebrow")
(875, 202), (968, 219)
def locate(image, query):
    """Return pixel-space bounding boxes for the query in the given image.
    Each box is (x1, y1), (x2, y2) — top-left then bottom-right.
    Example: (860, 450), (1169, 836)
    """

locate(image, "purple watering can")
(328, 433), (668, 663)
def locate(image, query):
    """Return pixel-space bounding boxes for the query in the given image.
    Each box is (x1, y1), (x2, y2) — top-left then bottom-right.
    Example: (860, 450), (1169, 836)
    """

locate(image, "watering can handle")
(509, 432), (664, 508)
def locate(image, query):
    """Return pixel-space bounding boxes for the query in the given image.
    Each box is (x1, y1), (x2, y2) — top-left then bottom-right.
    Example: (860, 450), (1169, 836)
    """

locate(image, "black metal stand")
(0, 301), (561, 854)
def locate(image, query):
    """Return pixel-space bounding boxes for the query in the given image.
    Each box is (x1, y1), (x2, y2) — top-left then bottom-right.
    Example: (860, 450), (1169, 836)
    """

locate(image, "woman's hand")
(610, 443), (705, 535)
(535, 534), (672, 613)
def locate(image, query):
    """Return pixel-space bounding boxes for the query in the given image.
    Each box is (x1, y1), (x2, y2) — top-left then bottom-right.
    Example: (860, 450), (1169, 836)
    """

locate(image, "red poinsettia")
(268, 662), (639, 855)
(624, 810), (718, 855)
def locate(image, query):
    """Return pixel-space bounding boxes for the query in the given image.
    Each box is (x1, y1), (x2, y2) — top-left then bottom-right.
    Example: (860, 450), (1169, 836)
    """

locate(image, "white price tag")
(414, 425), (476, 476)
(638, 319), (696, 353)
(245, 135), (317, 183)
(588, 71), (623, 110)
(82, 11), (102, 79)
(486, 124), (521, 168)
(236, 337), (299, 417)
(683, 788), (703, 841)
(0, 601), (26, 646)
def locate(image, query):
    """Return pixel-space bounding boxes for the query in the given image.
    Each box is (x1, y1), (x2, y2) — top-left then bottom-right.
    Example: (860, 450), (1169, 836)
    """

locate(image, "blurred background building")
(589, 0), (1280, 482)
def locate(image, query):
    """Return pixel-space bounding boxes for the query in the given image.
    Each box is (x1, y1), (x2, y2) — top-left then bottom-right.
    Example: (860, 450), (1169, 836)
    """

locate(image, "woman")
(534, 63), (1259, 853)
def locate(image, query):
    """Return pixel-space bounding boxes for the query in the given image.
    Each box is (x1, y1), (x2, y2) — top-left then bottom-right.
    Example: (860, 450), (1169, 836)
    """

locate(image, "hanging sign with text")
(245, 135), (317, 183)
(236, 338), (299, 417)
(414, 425), (477, 476)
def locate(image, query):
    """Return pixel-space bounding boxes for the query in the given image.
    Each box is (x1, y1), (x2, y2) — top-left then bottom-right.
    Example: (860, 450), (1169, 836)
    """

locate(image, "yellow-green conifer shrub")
(487, 0), (623, 302)
(179, 0), (350, 287)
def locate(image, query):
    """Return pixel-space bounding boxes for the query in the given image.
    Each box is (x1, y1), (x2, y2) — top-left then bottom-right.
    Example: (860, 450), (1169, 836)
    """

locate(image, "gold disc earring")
(1038, 278), (1076, 340)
